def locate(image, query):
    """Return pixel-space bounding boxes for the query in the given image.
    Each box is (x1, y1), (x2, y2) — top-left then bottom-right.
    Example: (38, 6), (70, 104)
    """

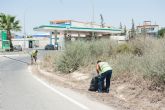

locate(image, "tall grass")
(44, 37), (165, 87)
(57, 41), (89, 72)
(140, 38), (165, 86)
(112, 37), (165, 87)
(56, 40), (117, 73)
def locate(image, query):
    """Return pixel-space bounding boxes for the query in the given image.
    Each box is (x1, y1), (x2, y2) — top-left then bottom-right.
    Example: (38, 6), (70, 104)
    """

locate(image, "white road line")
(0, 54), (20, 57)
(28, 66), (89, 110)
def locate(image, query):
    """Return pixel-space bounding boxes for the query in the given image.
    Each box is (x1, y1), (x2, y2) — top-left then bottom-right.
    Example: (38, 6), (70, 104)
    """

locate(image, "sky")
(1, 0), (165, 35)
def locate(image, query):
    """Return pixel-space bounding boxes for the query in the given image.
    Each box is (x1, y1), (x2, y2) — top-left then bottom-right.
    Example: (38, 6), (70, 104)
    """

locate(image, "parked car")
(44, 44), (55, 50)
(13, 45), (22, 51)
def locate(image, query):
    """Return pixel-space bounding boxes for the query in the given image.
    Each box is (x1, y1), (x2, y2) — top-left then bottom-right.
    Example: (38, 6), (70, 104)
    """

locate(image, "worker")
(31, 50), (38, 64)
(96, 60), (112, 93)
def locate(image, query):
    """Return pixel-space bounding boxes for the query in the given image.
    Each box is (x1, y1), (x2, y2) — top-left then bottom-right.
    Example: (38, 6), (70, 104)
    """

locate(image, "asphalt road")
(0, 52), (114, 110)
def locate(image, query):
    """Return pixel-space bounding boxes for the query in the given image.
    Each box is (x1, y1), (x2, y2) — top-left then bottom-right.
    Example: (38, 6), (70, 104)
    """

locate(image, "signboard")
(1, 31), (10, 50)
(2, 40), (10, 49)
(2, 31), (7, 40)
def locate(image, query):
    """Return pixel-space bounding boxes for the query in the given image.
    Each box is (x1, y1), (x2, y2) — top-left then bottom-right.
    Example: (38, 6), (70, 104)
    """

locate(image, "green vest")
(32, 50), (37, 57)
(98, 62), (112, 74)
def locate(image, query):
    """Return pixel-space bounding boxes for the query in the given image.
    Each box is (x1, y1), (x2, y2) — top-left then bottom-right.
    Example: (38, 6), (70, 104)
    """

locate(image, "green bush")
(56, 40), (116, 73)
(88, 41), (104, 58)
(116, 43), (132, 54)
(158, 28), (165, 38)
(57, 41), (89, 73)
(130, 38), (145, 56)
(50, 37), (165, 87)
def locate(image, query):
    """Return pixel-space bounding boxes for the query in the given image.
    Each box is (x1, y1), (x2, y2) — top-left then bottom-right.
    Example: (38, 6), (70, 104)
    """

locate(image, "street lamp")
(23, 9), (27, 49)
(23, 12), (26, 49)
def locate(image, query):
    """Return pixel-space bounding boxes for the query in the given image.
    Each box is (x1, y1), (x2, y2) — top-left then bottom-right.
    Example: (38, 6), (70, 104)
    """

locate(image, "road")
(0, 52), (114, 110)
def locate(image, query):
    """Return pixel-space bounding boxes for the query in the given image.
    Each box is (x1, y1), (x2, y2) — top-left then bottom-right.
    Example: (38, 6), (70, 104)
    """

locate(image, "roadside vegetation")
(43, 37), (165, 89)
(158, 28), (165, 38)
(41, 37), (165, 110)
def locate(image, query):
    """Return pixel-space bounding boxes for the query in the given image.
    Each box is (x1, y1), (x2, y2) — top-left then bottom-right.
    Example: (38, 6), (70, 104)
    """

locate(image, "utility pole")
(23, 11), (26, 49)
(119, 22), (122, 29)
(89, 0), (95, 40)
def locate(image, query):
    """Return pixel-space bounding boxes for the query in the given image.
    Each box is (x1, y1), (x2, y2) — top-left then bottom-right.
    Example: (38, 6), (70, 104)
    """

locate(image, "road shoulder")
(28, 64), (114, 110)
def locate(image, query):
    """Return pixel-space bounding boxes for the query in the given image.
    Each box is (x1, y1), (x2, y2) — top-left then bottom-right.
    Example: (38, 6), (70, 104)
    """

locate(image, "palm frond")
(0, 13), (21, 32)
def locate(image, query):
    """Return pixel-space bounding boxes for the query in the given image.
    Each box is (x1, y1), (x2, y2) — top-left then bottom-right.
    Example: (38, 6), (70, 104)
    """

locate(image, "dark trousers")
(98, 70), (112, 93)
(31, 55), (37, 64)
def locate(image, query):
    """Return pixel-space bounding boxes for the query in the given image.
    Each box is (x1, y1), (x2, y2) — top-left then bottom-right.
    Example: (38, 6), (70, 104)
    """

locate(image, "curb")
(29, 64), (77, 87)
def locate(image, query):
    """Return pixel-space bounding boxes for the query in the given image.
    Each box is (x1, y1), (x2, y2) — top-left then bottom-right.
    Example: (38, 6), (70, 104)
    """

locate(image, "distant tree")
(130, 19), (136, 38)
(100, 14), (104, 28)
(27, 36), (32, 38)
(158, 28), (165, 38)
(124, 25), (127, 35)
(0, 13), (21, 50)
(119, 22), (122, 29)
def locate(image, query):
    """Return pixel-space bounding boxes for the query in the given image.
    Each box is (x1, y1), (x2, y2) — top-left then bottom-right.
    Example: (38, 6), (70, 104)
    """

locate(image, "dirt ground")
(31, 64), (165, 110)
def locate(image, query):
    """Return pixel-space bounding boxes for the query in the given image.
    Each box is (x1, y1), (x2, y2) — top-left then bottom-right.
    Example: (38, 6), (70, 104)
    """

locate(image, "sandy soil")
(31, 64), (165, 110)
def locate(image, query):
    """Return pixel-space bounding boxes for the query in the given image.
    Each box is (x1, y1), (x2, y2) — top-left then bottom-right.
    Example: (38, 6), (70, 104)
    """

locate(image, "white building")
(12, 34), (50, 49)
(136, 21), (159, 37)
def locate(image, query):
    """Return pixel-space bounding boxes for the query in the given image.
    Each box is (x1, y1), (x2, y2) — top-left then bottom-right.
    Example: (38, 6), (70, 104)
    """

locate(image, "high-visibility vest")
(98, 62), (112, 74)
(31, 50), (37, 57)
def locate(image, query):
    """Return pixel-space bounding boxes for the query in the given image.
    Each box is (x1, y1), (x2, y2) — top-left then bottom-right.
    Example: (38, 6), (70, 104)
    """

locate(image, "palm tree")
(0, 13), (21, 50)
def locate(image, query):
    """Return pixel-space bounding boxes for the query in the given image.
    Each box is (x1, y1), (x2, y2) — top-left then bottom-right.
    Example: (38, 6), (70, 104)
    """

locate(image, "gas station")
(0, 20), (123, 51)
(33, 20), (122, 50)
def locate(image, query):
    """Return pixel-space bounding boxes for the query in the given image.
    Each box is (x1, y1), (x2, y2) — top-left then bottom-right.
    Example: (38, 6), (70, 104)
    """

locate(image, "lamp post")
(23, 9), (27, 49)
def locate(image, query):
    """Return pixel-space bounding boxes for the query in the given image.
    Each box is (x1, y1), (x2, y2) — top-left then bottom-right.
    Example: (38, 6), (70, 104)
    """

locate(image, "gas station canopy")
(33, 24), (121, 34)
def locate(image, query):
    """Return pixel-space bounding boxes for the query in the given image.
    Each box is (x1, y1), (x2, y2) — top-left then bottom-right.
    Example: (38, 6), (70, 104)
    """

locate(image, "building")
(136, 21), (159, 37)
(34, 19), (124, 49)
(12, 38), (39, 49)
(12, 33), (50, 49)
(0, 30), (50, 49)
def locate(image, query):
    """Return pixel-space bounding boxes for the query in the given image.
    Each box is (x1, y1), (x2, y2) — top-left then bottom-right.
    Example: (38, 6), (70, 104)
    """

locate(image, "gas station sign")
(1, 31), (10, 50)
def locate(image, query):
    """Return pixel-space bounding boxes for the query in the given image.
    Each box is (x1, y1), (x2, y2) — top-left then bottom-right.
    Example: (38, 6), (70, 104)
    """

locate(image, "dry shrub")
(43, 37), (165, 88)
(111, 54), (142, 78)
(57, 41), (89, 73)
(56, 40), (116, 73)
(116, 43), (132, 54)
(140, 38), (165, 89)
(112, 37), (165, 89)
(41, 52), (61, 71)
